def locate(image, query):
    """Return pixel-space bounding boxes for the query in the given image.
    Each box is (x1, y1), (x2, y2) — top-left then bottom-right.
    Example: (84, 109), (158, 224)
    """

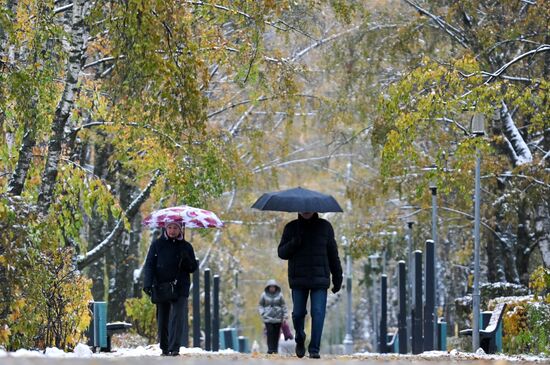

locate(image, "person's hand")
(331, 284), (341, 294)
(143, 286), (152, 297)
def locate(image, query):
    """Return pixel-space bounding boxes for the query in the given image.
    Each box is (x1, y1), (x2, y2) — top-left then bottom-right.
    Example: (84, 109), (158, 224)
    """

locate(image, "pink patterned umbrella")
(142, 205), (224, 229)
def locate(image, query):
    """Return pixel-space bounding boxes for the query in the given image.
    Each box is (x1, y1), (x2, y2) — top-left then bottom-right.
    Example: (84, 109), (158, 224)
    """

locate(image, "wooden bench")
(459, 302), (507, 353)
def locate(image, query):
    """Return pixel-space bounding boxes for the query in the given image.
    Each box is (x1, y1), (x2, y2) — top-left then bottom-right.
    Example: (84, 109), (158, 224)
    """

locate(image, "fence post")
(193, 259), (201, 348)
(213, 275), (220, 351)
(412, 250), (423, 354)
(204, 268), (211, 351)
(398, 261), (407, 354)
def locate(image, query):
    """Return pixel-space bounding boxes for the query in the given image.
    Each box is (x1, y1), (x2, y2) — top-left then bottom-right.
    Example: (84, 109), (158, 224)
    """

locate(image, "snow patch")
(73, 343), (93, 358)
(45, 347), (66, 357)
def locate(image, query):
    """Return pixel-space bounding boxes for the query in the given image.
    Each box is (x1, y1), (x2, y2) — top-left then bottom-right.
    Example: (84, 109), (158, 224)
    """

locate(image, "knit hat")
(164, 220), (183, 230)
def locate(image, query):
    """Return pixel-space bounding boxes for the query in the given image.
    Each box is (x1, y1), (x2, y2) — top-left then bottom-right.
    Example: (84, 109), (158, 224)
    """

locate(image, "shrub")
(502, 266), (550, 355)
(530, 267), (550, 303)
(124, 296), (157, 343)
(0, 196), (92, 350)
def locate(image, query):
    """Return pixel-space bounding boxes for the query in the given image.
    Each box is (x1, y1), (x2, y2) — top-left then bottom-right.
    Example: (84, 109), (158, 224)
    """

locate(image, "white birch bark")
(535, 203), (550, 268)
(38, 0), (89, 212)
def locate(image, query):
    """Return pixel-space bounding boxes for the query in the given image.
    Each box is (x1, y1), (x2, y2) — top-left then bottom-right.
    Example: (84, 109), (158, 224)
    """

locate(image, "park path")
(1, 353), (548, 365)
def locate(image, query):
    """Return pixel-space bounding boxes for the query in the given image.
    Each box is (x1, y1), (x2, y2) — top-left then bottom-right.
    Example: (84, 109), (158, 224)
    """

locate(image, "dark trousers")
(265, 322), (282, 353)
(157, 296), (188, 354)
(292, 288), (327, 355)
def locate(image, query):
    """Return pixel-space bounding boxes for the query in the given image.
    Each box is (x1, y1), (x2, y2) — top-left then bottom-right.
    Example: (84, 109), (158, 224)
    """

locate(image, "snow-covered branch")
(83, 55), (125, 70)
(291, 24), (397, 63)
(484, 44), (550, 84)
(252, 153), (355, 174)
(500, 101), (533, 166)
(77, 170), (161, 270)
(207, 94), (320, 119)
(402, 0), (468, 48)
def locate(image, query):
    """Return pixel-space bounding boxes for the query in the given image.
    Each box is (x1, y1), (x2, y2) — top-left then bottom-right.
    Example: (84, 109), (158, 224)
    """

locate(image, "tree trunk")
(516, 198), (533, 285)
(38, 0), (88, 213)
(486, 180), (507, 283)
(534, 202), (550, 268)
(86, 141), (113, 301)
(536, 126), (550, 268)
(6, 129), (36, 195)
(109, 174), (142, 321)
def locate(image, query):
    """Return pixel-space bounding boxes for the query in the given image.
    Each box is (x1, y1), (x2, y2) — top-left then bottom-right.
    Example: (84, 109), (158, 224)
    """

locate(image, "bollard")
(412, 250), (423, 354)
(379, 274), (388, 353)
(193, 259), (201, 348)
(238, 336), (250, 353)
(213, 275), (220, 351)
(204, 268), (211, 351)
(437, 318), (447, 351)
(398, 261), (407, 354)
(219, 327), (238, 350)
(424, 240), (435, 351)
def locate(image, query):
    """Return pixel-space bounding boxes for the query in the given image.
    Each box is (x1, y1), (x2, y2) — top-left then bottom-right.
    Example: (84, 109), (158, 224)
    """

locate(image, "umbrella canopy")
(142, 205), (224, 229)
(251, 187), (343, 213)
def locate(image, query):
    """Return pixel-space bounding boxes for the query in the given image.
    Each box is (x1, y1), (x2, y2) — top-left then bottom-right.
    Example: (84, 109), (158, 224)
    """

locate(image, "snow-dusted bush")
(0, 195), (92, 350)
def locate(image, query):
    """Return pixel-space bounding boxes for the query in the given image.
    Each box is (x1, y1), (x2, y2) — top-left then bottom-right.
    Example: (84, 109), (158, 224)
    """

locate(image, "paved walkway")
(1, 353), (548, 365)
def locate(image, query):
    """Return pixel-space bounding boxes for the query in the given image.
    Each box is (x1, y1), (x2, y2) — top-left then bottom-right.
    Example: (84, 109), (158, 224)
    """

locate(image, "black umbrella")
(251, 187), (343, 213)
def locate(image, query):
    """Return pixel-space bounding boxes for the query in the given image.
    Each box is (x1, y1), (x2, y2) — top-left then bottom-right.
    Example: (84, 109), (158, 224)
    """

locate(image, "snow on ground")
(0, 343), (238, 359)
(0, 345), (548, 362)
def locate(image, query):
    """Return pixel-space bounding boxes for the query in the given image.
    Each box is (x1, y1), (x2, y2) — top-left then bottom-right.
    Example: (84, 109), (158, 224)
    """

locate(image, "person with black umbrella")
(278, 211), (343, 359)
(252, 187), (344, 359)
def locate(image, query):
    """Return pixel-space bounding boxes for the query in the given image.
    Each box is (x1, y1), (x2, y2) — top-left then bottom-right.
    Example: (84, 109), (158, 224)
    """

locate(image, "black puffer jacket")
(278, 214), (343, 290)
(143, 231), (198, 298)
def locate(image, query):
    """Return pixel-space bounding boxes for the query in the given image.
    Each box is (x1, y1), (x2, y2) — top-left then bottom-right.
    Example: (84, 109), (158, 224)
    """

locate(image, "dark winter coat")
(258, 279), (288, 324)
(278, 213), (343, 290)
(143, 231), (198, 298)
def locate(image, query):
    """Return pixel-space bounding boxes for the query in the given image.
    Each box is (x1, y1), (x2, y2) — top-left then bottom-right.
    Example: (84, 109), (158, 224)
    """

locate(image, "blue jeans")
(291, 288), (327, 354)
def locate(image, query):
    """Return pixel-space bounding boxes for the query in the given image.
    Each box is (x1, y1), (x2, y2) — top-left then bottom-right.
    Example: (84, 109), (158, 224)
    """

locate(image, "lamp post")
(471, 113), (485, 351)
(406, 221), (415, 351)
(369, 252), (381, 351)
(429, 181), (438, 349)
(343, 236), (354, 354)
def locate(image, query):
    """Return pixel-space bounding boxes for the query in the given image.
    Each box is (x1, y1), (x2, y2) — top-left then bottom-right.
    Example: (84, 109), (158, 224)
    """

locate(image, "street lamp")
(406, 221), (415, 351)
(471, 113), (485, 351)
(342, 236), (353, 354)
(429, 180), (438, 349)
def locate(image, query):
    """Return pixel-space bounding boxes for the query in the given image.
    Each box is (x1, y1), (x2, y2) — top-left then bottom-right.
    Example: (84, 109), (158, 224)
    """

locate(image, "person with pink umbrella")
(143, 219), (197, 356)
(142, 205), (223, 356)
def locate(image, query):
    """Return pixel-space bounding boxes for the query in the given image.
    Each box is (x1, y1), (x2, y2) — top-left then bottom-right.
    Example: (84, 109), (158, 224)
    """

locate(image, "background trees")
(0, 0), (548, 351)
